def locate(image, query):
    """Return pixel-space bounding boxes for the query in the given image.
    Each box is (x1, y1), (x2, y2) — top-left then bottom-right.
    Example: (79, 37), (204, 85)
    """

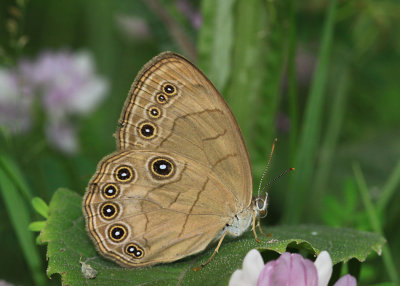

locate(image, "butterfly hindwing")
(83, 149), (238, 266)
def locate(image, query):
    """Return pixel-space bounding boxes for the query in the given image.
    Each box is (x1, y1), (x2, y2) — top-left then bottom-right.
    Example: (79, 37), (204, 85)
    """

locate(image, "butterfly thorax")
(220, 207), (253, 238)
(221, 196), (268, 239)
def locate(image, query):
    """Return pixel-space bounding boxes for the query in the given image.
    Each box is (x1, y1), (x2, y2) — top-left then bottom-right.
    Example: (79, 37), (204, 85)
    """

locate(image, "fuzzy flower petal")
(116, 15), (151, 40)
(177, 0), (202, 29)
(0, 279), (14, 286)
(34, 51), (109, 119)
(334, 274), (357, 286)
(314, 251), (333, 286)
(1, 50), (108, 154)
(0, 68), (33, 133)
(229, 249), (264, 286)
(257, 252), (318, 286)
(46, 121), (78, 154)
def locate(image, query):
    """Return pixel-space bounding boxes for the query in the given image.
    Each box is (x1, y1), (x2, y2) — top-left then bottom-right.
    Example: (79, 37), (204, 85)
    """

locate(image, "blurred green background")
(0, 0), (399, 285)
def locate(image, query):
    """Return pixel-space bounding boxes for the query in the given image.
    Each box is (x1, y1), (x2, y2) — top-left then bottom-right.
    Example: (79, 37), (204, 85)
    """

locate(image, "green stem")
(376, 159), (400, 212)
(352, 162), (399, 285)
(197, 0), (235, 92)
(144, 0), (197, 60)
(287, 0), (298, 164)
(313, 68), (349, 213)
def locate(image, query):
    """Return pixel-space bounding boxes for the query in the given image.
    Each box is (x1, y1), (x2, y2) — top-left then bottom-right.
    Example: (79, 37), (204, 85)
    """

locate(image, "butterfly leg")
(252, 209), (261, 243)
(257, 216), (267, 237)
(193, 230), (230, 271)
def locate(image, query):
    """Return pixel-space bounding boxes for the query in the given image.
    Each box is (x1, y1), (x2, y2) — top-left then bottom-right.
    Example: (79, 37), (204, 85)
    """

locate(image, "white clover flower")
(229, 249), (357, 286)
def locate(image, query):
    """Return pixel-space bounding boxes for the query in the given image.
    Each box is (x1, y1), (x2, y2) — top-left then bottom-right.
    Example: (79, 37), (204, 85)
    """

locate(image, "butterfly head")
(254, 194), (268, 218)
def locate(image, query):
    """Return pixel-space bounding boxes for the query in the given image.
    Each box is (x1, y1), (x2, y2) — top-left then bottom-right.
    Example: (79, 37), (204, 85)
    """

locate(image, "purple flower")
(0, 50), (108, 154)
(0, 279), (14, 286)
(46, 121), (78, 155)
(257, 252), (318, 286)
(0, 68), (34, 133)
(334, 275), (357, 286)
(32, 51), (108, 118)
(229, 250), (357, 286)
(116, 15), (151, 40)
(177, 0), (202, 29)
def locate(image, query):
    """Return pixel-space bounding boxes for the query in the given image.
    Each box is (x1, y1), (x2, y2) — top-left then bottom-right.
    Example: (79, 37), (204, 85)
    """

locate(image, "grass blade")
(283, 0), (338, 223)
(287, 0), (299, 162)
(313, 68), (350, 212)
(0, 154), (33, 201)
(0, 166), (45, 285)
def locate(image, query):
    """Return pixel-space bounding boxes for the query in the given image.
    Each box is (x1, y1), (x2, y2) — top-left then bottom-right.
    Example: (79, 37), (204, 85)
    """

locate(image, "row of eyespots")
(138, 82), (177, 140)
(99, 165), (145, 259)
(101, 165), (134, 219)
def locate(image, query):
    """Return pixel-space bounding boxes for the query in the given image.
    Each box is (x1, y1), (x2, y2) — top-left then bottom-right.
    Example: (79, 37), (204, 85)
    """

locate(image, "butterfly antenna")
(260, 167), (295, 194)
(257, 138), (278, 197)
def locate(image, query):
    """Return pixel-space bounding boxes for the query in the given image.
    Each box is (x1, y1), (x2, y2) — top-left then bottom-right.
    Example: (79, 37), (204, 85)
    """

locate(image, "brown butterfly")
(82, 52), (271, 268)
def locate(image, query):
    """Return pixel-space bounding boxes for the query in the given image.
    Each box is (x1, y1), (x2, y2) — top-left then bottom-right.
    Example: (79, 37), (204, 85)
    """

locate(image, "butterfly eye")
(115, 166), (134, 183)
(100, 202), (119, 220)
(256, 198), (264, 210)
(125, 243), (144, 259)
(103, 183), (119, 199)
(156, 93), (168, 104)
(150, 158), (175, 179)
(148, 106), (161, 119)
(109, 225), (128, 242)
(138, 122), (157, 139)
(162, 83), (177, 96)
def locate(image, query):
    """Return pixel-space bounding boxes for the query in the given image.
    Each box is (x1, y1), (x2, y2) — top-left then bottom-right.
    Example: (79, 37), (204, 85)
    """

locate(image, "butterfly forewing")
(117, 52), (252, 207)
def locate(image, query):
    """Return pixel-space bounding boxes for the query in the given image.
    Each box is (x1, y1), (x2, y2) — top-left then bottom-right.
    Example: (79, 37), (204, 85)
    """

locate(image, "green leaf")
(32, 197), (49, 218)
(42, 189), (385, 285)
(29, 221), (47, 232)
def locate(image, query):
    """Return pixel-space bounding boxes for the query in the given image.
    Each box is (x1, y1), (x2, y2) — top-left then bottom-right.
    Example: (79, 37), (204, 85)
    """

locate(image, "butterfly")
(82, 52), (270, 268)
